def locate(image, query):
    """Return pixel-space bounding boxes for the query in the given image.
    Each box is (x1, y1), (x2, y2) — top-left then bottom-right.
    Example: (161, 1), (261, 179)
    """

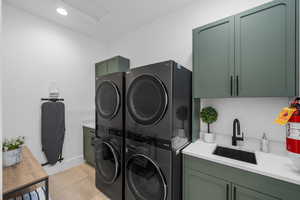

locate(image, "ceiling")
(4, 0), (196, 42)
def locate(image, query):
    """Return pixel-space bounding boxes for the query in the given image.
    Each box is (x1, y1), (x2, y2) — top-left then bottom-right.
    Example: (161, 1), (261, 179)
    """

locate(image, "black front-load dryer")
(95, 72), (125, 200)
(96, 72), (125, 136)
(126, 60), (192, 143)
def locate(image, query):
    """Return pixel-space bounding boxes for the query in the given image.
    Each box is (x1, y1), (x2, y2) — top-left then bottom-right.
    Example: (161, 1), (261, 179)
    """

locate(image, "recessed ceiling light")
(56, 7), (68, 16)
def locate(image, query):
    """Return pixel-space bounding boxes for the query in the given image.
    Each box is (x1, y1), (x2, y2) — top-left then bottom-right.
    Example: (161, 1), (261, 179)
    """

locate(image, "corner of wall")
(0, 0), (3, 195)
(43, 155), (84, 176)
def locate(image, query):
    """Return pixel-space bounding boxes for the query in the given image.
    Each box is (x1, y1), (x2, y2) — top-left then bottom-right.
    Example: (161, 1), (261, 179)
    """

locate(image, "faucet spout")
(232, 119), (244, 146)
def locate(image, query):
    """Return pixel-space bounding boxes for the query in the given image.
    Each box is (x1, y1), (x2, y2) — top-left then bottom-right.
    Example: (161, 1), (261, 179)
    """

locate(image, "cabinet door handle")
(230, 76), (233, 96)
(236, 76), (239, 96)
(226, 184), (230, 200)
(233, 186), (237, 200)
(91, 137), (96, 146)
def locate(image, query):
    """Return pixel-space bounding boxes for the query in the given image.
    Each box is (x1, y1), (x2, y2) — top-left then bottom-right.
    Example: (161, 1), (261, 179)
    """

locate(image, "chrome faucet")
(232, 119), (244, 146)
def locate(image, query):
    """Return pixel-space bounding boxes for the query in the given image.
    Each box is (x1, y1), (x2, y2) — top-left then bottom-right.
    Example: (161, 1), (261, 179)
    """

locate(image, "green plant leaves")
(200, 106), (218, 124)
(3, 136), (25, 151)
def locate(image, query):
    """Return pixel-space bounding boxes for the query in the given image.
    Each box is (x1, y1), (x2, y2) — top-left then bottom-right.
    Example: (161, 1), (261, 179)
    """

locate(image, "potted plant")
(200, 107), (218, 143)
(3, 136), (25, 167)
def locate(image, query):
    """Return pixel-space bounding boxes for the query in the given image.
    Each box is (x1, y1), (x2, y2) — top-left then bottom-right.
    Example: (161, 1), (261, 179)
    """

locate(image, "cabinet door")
(83, 128), (95, 166)
(107, 57), (130, 74)
(235, 0), (296, 97)
(107, 57), (119, 74)
(233, 185), (280, 200)
(184, 168), (230, 200)
(95, 62), (107, 77)
(193, 17), (235, 98)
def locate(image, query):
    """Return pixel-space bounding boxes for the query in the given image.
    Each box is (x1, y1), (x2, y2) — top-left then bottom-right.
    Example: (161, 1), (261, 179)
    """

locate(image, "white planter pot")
(3, 147), (23, 167)
(203, 132), (216, 143)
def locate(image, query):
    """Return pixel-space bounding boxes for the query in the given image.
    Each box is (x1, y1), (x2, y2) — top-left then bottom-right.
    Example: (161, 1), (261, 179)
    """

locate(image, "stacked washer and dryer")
(95, 60), (192, 200)
(95, 72), (125, 200)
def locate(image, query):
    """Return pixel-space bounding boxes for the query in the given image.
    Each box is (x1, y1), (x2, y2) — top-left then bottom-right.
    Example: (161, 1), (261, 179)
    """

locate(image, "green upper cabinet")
(235, 0), (296, 97)
(95, 62), (107, 77)
(107, 57), (119, 74)
(95, 56), (130, 77)
(193, 17), (235, 98)
(193, 0), (298, 98)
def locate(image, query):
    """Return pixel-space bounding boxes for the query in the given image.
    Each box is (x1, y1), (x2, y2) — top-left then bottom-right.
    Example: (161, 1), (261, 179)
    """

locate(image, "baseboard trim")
(43, 155), (84, 175)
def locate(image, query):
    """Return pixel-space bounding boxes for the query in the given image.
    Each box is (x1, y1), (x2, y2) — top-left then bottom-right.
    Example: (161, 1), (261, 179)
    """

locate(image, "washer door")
(96, 81), (120, 120)
(126, 154), (167, 200)
(95, 140), (120, 184)
(127, 75), (168, 126)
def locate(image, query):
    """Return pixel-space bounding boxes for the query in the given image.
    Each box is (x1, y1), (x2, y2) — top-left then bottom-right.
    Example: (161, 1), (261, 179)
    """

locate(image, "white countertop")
(82, 120), (95, 129)
(182, 140), (300, 186)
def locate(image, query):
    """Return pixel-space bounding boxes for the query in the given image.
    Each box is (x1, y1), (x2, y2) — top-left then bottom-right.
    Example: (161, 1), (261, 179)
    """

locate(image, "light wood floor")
(49, 164), (110, 200)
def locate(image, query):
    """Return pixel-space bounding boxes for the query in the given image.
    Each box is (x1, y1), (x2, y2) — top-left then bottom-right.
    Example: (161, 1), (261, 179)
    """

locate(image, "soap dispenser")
(260, 133), (269, 153)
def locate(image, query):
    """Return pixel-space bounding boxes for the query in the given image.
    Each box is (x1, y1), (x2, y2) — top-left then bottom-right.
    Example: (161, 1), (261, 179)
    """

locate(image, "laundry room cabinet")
(184, 168), (278, 200)
(184, 167), (278, 200)
(193, 0), (298, 98)
(184, 167), (230, 200)
(193, 17), (234, 98)
(232, 185), (278, 200)
(95, 56), (130, 77)
(83, 126), (96, 167)
(183, 155), (300, 200)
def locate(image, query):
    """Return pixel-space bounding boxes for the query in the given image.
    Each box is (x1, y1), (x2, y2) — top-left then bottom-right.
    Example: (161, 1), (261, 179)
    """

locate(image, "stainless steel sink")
(213, 146), (257, 165)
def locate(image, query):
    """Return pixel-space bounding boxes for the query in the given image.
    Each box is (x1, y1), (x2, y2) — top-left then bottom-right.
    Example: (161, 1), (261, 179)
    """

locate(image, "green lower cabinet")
(233, 185), (279, 200)
(83, 127), (95, 167)
(184, 168), (230, 200)
(183, 155), (300, 200)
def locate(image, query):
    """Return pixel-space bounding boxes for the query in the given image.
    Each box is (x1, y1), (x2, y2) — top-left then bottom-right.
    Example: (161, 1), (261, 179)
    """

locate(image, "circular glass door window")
(127, 75), (168, 126)
(126, 154), (167, 200)
(96, 81), (120, 120)
(95, 141), (119, 184)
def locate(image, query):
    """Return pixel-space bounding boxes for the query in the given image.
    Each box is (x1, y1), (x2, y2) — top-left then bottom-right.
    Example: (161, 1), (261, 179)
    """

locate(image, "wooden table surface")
(3, 146), (48, 195)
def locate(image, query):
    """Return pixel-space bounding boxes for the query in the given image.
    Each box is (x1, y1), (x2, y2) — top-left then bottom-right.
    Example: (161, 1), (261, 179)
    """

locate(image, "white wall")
(107, 0), (290, 152)
(0, 0), (3, 195)
(108, 0), (272, 69)
(2, 4), (107, 174)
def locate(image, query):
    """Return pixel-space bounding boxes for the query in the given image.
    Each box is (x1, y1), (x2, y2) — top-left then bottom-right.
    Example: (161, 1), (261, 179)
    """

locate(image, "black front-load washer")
(94, 130), (123, 199)
(95, 72), (125, 200)
(125, 134), (181, 200)
(125, 61), (192, 200)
